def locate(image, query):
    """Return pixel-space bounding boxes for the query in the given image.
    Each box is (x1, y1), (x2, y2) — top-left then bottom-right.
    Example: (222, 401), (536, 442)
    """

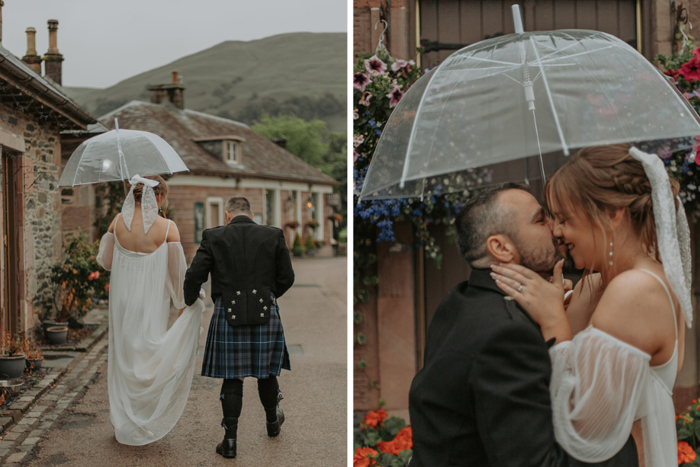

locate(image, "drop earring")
(608, 241), (613, 266)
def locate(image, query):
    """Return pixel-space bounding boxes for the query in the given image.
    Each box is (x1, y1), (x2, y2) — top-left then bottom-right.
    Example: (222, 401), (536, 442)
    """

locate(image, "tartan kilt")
(201, 296), (291, 379)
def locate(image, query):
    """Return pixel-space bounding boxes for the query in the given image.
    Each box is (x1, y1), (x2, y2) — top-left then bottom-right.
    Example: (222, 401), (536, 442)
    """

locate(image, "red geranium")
(362, 409), (388, 429)
(377, 426), (413, 455)
(678, 440), (696, 464)
(353, 447), (378, 467)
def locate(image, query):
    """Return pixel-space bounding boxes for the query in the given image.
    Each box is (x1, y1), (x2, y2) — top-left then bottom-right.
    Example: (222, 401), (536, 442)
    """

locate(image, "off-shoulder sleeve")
(96, 232), (115, 271)
(549, 327), (650, 463)
(166, 242), (187, 309)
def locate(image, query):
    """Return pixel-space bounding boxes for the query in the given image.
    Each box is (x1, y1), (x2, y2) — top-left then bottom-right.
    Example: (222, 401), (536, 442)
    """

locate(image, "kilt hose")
(201, 296), (291, 379)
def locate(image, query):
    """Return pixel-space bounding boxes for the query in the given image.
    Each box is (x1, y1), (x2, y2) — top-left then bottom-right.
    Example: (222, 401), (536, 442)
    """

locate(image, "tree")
(252, 114), (328, 169)
(252, 114), (347, 235)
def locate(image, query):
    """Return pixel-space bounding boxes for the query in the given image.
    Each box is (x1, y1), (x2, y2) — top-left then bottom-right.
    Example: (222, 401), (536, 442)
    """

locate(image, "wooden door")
(419, 0), (639, 68)
(2, 147), (21, 337)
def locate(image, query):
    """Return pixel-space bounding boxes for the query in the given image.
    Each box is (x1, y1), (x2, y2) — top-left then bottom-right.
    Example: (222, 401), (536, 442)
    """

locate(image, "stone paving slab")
(0, 338), (109, 465)
(0, 306), (110, 465)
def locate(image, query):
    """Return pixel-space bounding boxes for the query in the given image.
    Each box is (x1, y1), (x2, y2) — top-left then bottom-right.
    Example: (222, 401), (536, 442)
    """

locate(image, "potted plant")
(306, 219), (319, 231)
(304, 235), (317, 257)
(23, 341), (44, 372)
(0, 333), (25, 380)
(43, 231), (110, 329)
(291, 233), (305, 257)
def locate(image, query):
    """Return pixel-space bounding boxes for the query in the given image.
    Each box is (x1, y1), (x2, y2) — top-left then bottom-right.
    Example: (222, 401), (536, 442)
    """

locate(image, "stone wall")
(0, 102), (63, 335)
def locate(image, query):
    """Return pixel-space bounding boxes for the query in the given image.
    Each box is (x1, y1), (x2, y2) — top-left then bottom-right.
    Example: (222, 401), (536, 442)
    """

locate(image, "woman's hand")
(490, 259), (572, 343)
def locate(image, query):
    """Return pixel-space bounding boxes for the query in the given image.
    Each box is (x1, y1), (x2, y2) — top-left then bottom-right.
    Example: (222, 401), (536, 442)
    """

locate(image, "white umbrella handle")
(512, 5), (524, 34)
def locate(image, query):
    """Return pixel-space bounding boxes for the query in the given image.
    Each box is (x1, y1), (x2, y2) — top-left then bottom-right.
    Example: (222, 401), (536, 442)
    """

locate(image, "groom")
(184, 196), (294, 458)
(408, 183), (638, 466)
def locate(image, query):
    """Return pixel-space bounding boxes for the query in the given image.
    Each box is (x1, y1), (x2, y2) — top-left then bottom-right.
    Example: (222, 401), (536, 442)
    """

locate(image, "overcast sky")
(2, 0), (347, 88)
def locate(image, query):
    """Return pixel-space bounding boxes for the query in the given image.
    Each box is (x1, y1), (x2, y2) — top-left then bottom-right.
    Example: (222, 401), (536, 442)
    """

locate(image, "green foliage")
(677, 400), (700, 465)
(291, 233), (305, 257)
(233, 93), (344, 126)
(252, 114), (329, 169)
(304, 235), (317, 251)
(354, 411), (412, 467)
(44, 231), (110, 322)
(293, 233), (303, 248)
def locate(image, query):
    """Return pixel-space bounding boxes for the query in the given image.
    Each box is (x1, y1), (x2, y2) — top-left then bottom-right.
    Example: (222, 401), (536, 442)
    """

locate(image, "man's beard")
(515, 237), (562, 274)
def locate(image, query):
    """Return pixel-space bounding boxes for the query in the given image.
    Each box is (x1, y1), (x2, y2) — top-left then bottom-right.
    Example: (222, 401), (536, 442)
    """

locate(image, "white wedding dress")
(549, 269), (679, 466)
(97, 221), (204, 446)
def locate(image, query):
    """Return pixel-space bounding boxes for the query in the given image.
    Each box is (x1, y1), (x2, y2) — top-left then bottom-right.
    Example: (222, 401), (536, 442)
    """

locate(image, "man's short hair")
(225, 196), (251, 215)
(456, 182), (529, 267)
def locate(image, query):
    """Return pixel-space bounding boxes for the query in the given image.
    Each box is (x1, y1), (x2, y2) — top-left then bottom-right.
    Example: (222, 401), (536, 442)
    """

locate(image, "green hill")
(64, 32), (347, 132)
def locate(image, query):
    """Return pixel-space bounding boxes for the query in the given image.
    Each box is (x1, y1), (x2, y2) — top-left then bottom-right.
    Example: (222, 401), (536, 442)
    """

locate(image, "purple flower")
(365, 55), (387, 76)
(359, 91), (372, 107)
(354, 149), (360, 163)
(354, 72), (371, 92)
(391, 60), (409, 72)
(388, 85), (404, 108)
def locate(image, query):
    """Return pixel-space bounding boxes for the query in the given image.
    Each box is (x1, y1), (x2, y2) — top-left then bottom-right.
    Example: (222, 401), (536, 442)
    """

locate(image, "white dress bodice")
(549, 269), (679, 467)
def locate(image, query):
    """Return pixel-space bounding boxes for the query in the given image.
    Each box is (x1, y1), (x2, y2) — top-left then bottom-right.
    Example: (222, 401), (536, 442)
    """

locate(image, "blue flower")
(368, 120), (377, 129)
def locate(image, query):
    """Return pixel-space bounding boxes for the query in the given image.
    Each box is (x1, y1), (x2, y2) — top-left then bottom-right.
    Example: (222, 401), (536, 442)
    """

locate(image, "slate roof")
(0, 44), (96, 129)
(100, 101), (337, 186)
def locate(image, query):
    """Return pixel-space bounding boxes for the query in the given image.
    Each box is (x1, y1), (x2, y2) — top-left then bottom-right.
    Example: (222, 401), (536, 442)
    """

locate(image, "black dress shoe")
(266, 405), (285, 437)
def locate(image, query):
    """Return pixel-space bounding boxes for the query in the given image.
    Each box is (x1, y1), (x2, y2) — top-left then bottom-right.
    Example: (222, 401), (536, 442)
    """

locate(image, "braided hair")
(127, 175), (169, 206)
(545, 144), (680, 281)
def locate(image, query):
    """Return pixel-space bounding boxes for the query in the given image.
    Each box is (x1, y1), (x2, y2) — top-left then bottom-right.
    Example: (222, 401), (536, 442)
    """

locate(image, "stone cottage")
(0, 13), (96, 339)
(99, 72), (338, 261)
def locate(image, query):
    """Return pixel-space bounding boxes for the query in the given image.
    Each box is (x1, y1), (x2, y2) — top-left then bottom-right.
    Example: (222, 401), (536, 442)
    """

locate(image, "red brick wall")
(166, 184), (332, 262)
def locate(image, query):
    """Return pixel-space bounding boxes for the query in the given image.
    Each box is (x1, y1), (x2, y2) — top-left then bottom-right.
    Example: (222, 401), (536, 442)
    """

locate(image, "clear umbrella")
(359, 6), (700, 200)
(59, 119), (189, 187)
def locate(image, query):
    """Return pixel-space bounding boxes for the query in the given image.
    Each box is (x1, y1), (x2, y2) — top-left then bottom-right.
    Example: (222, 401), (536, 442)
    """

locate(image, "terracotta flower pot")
(46, 326), (69, 346)
(0, 354), (26, 380)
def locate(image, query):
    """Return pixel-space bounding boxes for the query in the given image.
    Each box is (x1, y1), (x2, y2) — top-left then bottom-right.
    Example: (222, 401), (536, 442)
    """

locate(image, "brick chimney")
(22, 28), (42, 75)
(148, 71), (185, 110)
(44, 19), (64, 85)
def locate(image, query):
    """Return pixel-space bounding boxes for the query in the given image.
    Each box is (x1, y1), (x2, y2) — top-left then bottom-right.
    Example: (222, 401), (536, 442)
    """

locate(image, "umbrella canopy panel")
(361, 30), (700, 200)
(59, 129), (189, 186)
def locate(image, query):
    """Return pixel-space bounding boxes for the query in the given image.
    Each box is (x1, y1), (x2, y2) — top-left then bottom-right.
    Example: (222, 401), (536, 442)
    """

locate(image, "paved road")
(22, 257), (347, 467)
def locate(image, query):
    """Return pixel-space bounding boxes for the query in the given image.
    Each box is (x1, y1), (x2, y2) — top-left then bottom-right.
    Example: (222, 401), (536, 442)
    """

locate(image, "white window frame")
(224, 140), (239, 165)
(263, 188), (280, 227)
(205, 197), (225, 228)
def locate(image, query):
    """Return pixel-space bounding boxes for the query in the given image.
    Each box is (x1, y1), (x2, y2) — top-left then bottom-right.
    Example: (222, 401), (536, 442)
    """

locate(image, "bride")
(490, 144), (692, 466)
(96, 174), (204, 445)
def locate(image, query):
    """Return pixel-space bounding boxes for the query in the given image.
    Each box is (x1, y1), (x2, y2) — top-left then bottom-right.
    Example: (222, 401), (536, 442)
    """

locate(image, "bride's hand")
(490, 259), (572, 343)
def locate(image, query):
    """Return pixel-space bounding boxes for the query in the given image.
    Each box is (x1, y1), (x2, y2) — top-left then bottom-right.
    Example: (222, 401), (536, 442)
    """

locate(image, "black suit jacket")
(408, 269), (637, 467)
(183, 215), (294, 325)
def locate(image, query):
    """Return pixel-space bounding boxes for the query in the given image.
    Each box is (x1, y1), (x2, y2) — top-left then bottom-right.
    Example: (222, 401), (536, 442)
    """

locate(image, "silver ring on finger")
(517, 284), (524, 293)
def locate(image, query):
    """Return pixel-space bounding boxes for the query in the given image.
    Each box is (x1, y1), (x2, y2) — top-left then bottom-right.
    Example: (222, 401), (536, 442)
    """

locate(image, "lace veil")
(122, 174), (160, 234)
(628, 147), (693, 327)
